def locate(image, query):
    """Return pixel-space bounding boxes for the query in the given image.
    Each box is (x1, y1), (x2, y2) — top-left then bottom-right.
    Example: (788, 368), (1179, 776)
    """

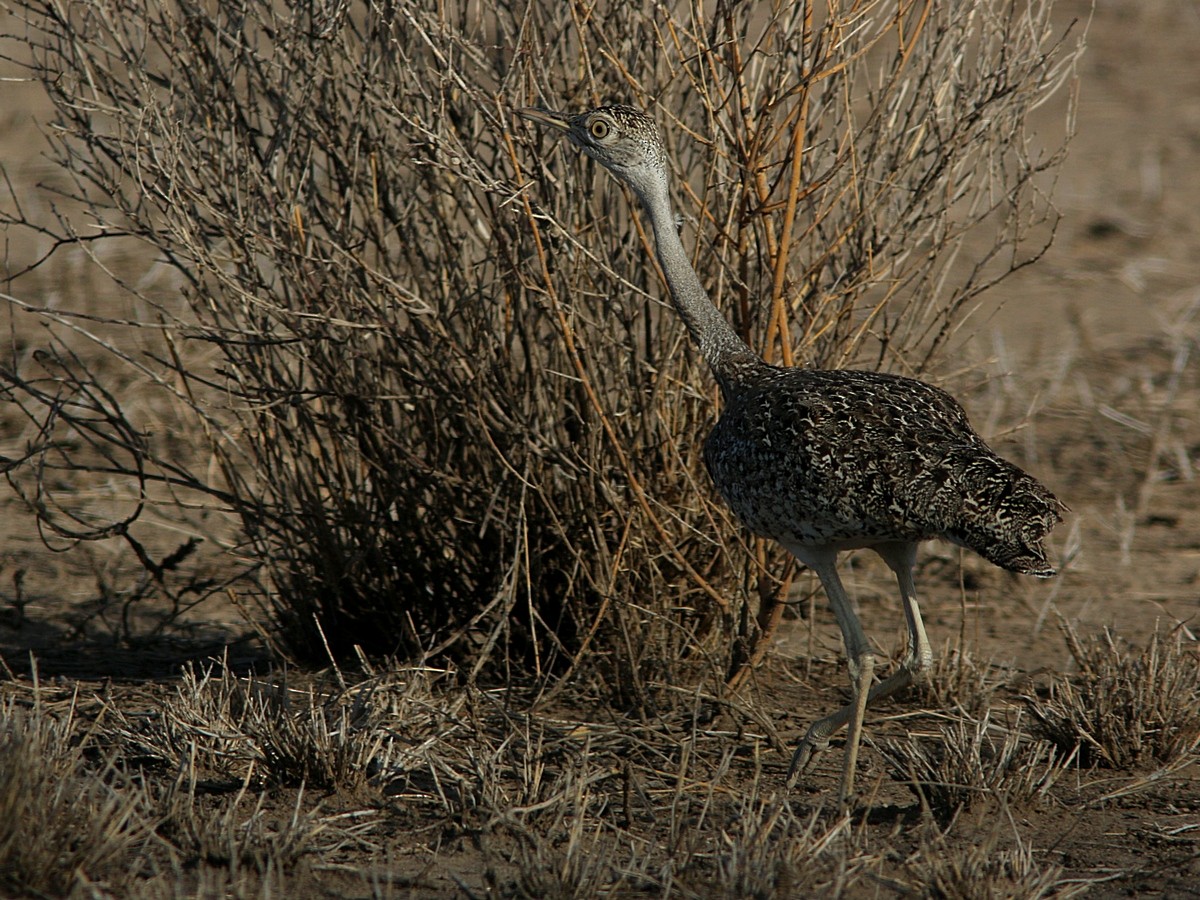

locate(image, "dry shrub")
(0, 0), (1081, 698)
(1024, 623), (1200, 769)
(0, 693), (153, 897)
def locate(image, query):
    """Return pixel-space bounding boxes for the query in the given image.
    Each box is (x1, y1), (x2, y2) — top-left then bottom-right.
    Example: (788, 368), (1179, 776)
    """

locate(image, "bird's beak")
(516, 107), (572, 133)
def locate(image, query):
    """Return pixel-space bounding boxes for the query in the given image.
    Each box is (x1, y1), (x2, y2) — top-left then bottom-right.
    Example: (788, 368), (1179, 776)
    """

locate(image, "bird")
(517, 102), (1066, 809)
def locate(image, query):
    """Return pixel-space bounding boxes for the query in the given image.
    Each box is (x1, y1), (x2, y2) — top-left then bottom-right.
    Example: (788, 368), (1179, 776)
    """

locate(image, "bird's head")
(517, 104), (668, 202)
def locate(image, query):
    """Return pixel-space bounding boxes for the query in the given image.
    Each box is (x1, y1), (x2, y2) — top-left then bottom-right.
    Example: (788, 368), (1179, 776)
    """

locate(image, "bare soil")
(1, 1), (1198, 897)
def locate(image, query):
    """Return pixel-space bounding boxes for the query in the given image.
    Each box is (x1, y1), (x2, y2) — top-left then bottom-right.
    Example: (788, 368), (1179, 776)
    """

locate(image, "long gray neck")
(635, 181), (764, 395)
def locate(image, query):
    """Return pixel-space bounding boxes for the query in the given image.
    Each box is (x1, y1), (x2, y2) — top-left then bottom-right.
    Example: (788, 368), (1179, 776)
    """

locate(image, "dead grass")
(160, 781), (338, 877)
(913, 640), (998, 720)
(0, 616), (1198, 896)
(1024, 622), (1200, 769)
(901, 829), (1073, 900)
(878, 711), (1067, 817)
(105, 657), (473, 794)
(695, 795), (865, 898)
(0, 687), (153, 897)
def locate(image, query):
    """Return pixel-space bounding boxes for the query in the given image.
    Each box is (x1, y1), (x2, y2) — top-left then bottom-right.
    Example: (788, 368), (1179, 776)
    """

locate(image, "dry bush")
(1024, 623), (1200, 769)
(0, 0), (1081, 697)
(0, 692), (154, 897)
(878, 711), (1066, 817)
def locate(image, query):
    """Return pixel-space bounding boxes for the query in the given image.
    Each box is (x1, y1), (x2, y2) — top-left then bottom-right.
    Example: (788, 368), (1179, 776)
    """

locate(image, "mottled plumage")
(518, 102), (1065, 808)
(705, 366), (1064, 576)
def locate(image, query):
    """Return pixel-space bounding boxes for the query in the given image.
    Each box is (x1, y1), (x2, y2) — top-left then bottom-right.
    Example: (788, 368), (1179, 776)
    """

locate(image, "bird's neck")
(639, 184), (763, 394)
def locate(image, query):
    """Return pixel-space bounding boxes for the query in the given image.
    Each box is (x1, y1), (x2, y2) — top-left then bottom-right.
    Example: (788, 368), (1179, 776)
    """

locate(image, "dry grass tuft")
(507, 819), (643, 898)
(914, 640), (999, 719)
(698, 795), (865, 898)
(499, 776), (872, 897)
(1024, 623), (1200, 769)
(879, 711), (1066, 816)
(0, 692), (153, 897)
(902, 831), (1072, 900)
(161, 782), (319, 874)
(158, 777), (377, 880)
(107, 658), (455, 790)
(114, 662), (374, 787)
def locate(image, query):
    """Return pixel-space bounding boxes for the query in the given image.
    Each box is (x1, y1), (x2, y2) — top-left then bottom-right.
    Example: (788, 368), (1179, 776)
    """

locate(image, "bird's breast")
(701, 392), (945, 546)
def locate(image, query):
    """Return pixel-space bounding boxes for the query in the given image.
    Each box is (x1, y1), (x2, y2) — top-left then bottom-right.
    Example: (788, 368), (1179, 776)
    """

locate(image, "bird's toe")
(787, 732), (830, 786)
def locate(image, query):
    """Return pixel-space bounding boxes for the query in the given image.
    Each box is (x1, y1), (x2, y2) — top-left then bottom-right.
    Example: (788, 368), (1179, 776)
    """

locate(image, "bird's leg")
(871, 542), (933, 700)
(785, 549), (875, 810)
(786, 543), (935, 807)
(840, 642), (874, 811)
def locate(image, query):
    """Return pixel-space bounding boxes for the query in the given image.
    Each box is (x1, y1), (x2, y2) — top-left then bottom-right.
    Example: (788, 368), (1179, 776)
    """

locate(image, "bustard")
(517, 103), (1066, 807)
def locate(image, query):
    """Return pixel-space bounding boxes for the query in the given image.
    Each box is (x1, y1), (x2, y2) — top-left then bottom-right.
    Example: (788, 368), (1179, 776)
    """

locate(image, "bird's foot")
(786, 729), (831, 787)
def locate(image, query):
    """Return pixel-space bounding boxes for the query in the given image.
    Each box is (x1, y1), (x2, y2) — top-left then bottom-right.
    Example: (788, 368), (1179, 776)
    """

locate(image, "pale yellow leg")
(785, 541), (934, 810)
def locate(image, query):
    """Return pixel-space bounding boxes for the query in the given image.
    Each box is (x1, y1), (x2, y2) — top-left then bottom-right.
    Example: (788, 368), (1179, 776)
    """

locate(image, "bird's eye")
(590, 119), (611, 139)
